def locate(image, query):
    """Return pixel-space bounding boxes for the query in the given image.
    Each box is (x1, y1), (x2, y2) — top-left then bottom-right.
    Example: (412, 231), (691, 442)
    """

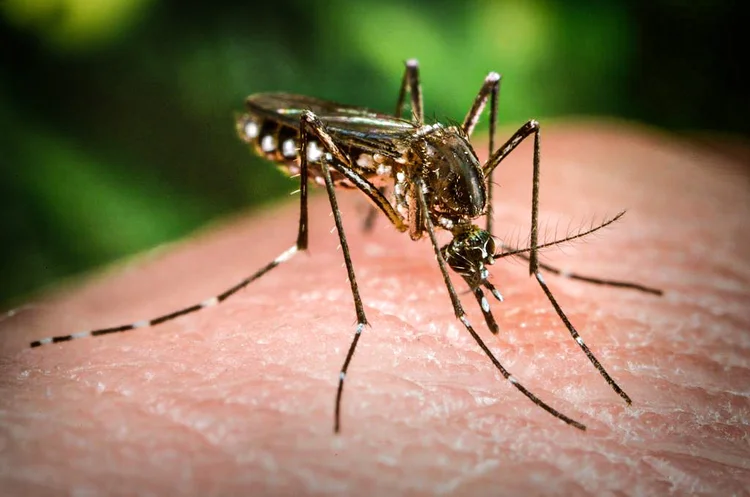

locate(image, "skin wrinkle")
(1, 122), (749, 496)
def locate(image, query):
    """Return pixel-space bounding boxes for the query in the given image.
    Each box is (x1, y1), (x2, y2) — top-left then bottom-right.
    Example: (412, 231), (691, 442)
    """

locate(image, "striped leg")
(299, 110), (370, 434)
(484, 121), (633, 405)
(360, 58), (425, 232)
(462, 71), (501, 236)
(448, 72), (503, 336)
(29, 137), (312, 348)
(501, 247), (663, 295)
(394, 58), (424, 124)
(415, 177), (586, 430)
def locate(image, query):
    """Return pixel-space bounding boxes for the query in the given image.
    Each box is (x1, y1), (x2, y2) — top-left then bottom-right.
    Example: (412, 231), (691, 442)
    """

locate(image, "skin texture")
(1, 122), (749, 496)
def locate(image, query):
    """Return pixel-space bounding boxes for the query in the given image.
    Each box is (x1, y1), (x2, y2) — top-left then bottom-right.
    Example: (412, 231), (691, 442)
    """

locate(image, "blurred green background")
(0, 0), (744, 308)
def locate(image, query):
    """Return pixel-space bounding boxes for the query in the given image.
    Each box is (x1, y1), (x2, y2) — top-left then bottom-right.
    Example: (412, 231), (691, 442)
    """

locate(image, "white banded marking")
(201, 297), (219, 308)
(481, 296), (490, 313)
(357, 154), (373, 168)
(415, 123), (442, 138)
(438, 217), (454, 230)
(306, 141), (322, 162)
(133, 320), (150, 329)
(275, 245), (298, 264)
(575, 336), (585, 346)
(71, 330), (92, 339)
(261, 135), (277, 153)
(491, 288), (504, 302)
(375, 163), (391, 176)
(282, 138), (297, 158)
(38, 337), (53, 345)
(486, 72), (501, 83)
(243, 120), (259, 139)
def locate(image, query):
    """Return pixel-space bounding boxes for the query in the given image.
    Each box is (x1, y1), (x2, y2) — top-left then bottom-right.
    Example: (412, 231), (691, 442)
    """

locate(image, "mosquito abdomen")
(236, 111), (385, 189)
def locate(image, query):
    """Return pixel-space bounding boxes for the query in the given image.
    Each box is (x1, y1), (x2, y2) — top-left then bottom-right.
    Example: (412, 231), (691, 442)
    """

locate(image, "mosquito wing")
(245, 93), (418, 158)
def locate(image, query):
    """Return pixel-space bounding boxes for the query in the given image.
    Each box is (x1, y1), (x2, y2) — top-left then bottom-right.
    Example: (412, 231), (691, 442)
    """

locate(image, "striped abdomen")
(235, 112), (389, 188)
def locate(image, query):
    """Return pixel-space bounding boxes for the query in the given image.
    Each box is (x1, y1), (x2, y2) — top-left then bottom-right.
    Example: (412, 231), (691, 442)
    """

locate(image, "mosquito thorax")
(418, 126), (486, 220)
(441, 224), (496, 288)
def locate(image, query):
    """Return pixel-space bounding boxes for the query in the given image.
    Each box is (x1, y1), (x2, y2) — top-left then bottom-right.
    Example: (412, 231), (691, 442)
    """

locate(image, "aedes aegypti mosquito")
(29, 60), (662, 432)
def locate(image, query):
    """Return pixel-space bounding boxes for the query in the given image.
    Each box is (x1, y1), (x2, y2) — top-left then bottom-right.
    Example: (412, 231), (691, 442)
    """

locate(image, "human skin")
(1, 122), (748, 496)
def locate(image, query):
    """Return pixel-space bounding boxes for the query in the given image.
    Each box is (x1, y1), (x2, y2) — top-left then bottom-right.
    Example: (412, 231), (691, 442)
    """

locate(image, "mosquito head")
(419, 127), (486, 220)
(441, 224), (496, 288)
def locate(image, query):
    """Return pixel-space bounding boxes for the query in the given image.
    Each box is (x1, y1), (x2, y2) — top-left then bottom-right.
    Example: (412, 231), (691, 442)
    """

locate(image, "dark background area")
(0, 0), (744, 309)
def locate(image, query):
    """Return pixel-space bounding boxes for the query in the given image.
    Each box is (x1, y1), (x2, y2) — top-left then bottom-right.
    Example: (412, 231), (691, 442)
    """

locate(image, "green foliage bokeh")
(0, 0), (743, 306)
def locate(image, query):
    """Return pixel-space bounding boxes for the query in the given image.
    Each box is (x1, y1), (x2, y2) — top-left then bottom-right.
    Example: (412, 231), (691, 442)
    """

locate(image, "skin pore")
(1, 122), (748, 496)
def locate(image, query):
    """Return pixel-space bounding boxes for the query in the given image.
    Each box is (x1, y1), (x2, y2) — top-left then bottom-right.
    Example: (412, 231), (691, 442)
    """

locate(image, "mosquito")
(28, 60), (662, 432)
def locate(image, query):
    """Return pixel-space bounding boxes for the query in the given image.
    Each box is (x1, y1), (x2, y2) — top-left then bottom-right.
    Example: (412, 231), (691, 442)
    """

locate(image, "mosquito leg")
(535, 272), (632, 404)
(29, 130), (312, 349)
(483, 120), (542, 271)
(414, 177), (586, 430)
(493, 212), (662, 295)
(483, 279), (504, 303)
(302, 120), (407, 235)
(362, 187), (387, 233)
(461, 72), (501, 138)
(472, 286), (499, 334)
(299, 110), (371, 434)
(462, 72), (501, 236)
(484, 121), (633, 405)
(394, 59), (424, 124)
(500, 244), (663, 295)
